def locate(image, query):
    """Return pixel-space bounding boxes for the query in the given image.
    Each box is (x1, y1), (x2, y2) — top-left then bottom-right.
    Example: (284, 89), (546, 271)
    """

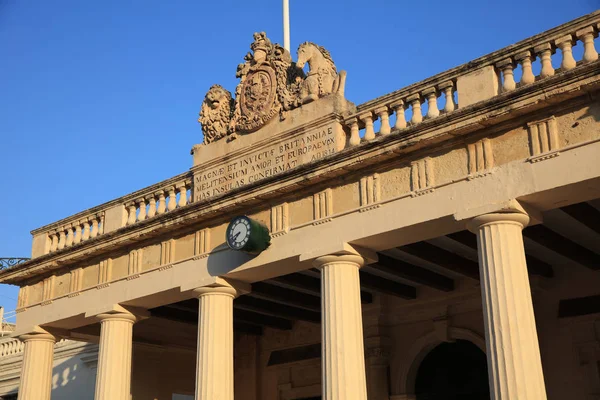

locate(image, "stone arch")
(393, 327), (486, 396)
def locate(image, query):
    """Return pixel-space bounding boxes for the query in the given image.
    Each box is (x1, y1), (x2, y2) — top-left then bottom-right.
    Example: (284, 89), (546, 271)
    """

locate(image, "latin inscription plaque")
(194, 123), (345, 201)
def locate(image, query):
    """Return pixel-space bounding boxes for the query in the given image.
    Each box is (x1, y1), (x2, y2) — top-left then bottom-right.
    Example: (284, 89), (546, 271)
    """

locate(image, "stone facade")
(1, 11), (600, 400)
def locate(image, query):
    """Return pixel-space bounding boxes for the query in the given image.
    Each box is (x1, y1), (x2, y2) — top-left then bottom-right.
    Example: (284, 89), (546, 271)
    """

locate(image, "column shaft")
(18, 333), (56, 400)
(94, 313), (136, 400)
(195, 286), (236, 400)
(317, 254), (368, 400)
(471, 213), (547, 400)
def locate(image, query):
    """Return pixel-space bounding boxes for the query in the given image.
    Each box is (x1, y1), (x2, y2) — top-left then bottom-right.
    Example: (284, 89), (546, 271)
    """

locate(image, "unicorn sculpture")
(198, 33), (348, 144)
(296, 42), (347, 104)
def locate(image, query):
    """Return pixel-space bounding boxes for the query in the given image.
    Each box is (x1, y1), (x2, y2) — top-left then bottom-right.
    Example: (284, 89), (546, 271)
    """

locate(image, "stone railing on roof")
(344, 11), (599, 144)
(20, 10), (600, 262)
(29, 172), (193, 259)
(0, 337), (78, 358)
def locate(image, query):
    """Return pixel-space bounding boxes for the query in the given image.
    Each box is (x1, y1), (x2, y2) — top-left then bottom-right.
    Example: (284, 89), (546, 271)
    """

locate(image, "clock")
(226, 216), (271, 254)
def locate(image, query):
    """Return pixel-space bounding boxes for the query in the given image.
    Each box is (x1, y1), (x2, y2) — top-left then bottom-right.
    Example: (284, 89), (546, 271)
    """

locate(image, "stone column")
(18, 330), (56, 400)
(94, 311), (137, 400)
(193, 283), (238, 400)
(315, 254), (368, 400)
(468, 212), (547, 400)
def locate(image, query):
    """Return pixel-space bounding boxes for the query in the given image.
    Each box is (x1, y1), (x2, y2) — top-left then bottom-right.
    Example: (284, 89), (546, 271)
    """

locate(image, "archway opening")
(415, 339), (490, 400)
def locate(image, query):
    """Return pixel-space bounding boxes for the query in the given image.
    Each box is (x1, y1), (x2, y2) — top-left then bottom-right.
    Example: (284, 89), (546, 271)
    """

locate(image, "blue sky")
(0, 0), (597, 317)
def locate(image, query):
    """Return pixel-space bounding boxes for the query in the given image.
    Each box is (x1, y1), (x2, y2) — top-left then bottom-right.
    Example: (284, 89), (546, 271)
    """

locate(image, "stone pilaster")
(94, 311), (138, 400)
(193, 283), (238, 400)
(314, 254), (368, 400)
(468, 212), (547, 400)
(18, 330), (56, 400)
(365, 336), (391, 400)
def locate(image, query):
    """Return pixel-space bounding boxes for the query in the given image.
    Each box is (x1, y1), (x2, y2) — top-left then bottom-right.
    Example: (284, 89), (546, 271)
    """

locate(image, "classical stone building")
(1, 10), (599, 400)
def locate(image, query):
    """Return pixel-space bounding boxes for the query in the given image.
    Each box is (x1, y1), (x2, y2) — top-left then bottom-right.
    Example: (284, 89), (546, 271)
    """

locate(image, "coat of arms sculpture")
(198, 32), (347, 145)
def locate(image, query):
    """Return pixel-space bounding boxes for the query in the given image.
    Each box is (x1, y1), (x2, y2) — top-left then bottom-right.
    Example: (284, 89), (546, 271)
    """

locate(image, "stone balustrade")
(29, 172), (193, 259)
(345, 11), (599, 145)
(48, 213), (105, 255)
(0, 338), (24, 357)
(124, 177), (193, 226)
(0, 337), (71, 358)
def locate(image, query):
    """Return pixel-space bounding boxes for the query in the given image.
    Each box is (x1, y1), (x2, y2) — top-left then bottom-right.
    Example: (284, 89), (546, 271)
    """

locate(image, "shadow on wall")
(51, 354), (96, 400)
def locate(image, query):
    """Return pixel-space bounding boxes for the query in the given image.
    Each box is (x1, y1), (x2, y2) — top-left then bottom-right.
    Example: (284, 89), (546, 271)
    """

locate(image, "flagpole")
(283, 0), (290, 52)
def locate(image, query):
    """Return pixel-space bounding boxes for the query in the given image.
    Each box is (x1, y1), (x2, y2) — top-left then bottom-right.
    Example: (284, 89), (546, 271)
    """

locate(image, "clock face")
(227, 217), (251, 250)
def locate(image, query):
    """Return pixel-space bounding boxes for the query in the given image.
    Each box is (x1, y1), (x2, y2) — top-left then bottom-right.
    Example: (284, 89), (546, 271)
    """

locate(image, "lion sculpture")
(198, 84), (234, 144)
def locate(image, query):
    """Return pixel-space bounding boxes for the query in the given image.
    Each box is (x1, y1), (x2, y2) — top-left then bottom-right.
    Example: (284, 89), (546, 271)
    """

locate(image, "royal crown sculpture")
(198, 32), (347, 144)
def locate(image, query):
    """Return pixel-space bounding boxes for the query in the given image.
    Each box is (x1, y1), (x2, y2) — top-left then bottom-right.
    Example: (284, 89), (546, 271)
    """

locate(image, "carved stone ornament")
(198, 32), (347, 144)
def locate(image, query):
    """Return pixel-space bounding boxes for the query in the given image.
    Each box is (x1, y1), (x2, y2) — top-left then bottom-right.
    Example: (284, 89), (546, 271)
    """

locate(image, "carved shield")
(236, 65), (278, 133)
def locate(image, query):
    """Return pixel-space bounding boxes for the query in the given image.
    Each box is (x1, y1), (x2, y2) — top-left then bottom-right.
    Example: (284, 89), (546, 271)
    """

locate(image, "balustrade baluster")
(147, 195), (157, 218)
(157, 191), (167, 215)
(346, 118), (360, 146)
(137, 199), (147, 221)
(65, 225), (74, 247)
(82, 220), (90, 241)
(390, 101), (407, 130)
(534, 43), (555, 78)
(555, 35), (577, 70)
(50, 233), (58, 252)
(74, 222), (82, 244)
(576, 26), (599, 63)
(58, 229), (66, 250)
(438, 81), (456, 113)
(515, 51), (535, 85)
(177, 184), (188, 207)
(91, 218), (99, 238)
(423, 88), (439, 118)
(359, 113), (375, 141)
(185, 180), (192, 204)
(407, 94), (423, 125)
(99, 214), (105, 235)
(167, 187), (177, 211)
(374, 107), (391, 135)
(496, 58), (516, 92)
(126, 203), (137, 226)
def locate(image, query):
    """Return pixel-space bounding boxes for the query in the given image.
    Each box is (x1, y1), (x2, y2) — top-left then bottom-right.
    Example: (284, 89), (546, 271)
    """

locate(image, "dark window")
(415, 340), (490, 400)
